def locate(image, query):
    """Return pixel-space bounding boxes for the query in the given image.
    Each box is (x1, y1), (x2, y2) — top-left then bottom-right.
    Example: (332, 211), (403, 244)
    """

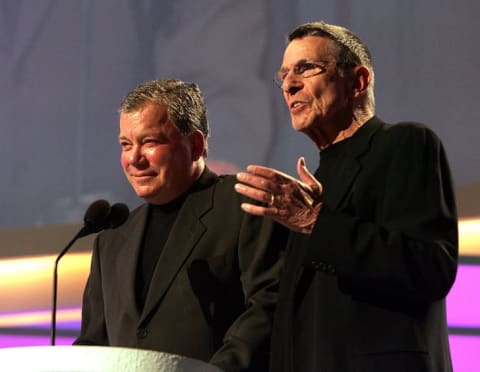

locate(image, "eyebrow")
(279, 58), (331, 71)
(118, 129), (164, 141)
(279, 59), (310, 71)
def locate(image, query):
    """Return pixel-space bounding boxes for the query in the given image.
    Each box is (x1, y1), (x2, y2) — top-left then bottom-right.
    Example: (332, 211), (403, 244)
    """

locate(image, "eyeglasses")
(274, 60), (329, 88)
(274, 60), (357, 89)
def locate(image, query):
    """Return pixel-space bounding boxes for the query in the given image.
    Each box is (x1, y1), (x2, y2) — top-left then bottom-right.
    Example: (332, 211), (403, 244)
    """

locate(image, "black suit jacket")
(75, 168), (286, 372)
(270, 117), (458, 372)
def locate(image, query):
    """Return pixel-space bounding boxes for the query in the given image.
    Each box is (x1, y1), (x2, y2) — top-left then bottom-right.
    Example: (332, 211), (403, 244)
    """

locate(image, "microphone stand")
(49, 200), (128, 345)
(50, 227), (87, 346)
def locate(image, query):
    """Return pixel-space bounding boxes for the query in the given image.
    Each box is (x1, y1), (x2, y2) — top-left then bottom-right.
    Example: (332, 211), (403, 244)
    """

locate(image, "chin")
(291, 115), (311, 132)
(292, 124), (303, 132)
(133, 186), (153, 199)
(292, 122), (311, 133)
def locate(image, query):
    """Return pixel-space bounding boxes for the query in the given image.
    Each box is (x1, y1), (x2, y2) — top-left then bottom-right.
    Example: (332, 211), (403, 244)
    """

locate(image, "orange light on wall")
(0, 217), (478, 327)
(458, 218), (480, 256)
(0, 253), (91, 313)
(0, 309), (81, 328)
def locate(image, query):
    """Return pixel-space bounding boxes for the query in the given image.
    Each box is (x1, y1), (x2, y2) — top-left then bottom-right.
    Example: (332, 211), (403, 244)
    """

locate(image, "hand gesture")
(235, 157), (323, 234)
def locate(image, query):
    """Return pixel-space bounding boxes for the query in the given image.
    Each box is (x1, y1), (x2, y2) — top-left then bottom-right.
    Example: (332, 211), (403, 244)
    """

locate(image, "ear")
(351, 65), (371, 99)
(190, 130), (206, 161)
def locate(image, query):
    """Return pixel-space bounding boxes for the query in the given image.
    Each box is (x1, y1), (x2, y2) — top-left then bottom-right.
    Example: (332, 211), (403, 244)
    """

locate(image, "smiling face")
(119, 102), (204, 204)
(280, 36), (353, 136)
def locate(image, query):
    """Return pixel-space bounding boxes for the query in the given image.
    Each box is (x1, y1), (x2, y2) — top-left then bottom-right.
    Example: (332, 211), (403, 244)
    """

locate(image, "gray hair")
(288, 21), (375, 112)
(119, 79), (210, 153)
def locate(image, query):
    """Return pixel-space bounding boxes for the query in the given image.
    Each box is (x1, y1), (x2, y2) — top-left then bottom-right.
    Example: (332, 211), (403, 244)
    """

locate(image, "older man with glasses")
(235, 21), (458, 372)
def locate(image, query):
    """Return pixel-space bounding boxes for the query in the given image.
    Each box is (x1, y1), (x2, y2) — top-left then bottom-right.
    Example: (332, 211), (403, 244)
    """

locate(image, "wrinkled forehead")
(281, 36), (337, 67)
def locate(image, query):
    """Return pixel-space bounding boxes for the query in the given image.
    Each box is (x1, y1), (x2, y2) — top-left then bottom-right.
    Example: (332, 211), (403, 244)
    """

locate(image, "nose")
(127, 145), (144, 165)
(282, 72), (302, 95)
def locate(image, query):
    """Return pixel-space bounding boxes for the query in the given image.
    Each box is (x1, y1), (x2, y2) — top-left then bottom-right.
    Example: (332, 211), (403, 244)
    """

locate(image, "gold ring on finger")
(268, 193), (275, 206)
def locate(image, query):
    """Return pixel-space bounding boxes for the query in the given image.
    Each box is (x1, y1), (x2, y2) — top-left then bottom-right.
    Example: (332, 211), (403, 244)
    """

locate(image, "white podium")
(0, 346), (223, 372)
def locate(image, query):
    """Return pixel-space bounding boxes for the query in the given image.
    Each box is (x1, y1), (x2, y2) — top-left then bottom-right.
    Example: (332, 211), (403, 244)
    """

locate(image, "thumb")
(297, 157), (323, 194)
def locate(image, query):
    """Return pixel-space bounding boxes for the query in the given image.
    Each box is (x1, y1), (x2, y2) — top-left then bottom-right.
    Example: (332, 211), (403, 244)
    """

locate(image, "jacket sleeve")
(73, 235), (109, 345)
(307, 123), (458, 311)
(210, 212), (287, 372)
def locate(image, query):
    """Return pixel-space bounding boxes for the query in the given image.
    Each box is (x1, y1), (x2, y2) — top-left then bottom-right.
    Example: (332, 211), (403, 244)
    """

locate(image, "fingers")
(236, 165), (287, 198)
(239, 202), (273, 217)
(236, 171), (273, 192)
(234, 182), (275, 205)
(297, 157), (323, 196)
(240, 200), (288, 220)
(244, 164), (295, 184)
(296, 157), (314, 183)
(235, 160), (323, 234)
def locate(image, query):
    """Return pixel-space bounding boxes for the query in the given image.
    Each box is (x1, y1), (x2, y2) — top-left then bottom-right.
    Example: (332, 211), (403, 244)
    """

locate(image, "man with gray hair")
(235, 22), (457, 371)
(75, 79), (286, 372)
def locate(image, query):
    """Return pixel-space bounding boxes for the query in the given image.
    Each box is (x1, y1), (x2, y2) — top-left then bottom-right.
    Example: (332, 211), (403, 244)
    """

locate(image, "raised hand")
(235, 157), (323, 234)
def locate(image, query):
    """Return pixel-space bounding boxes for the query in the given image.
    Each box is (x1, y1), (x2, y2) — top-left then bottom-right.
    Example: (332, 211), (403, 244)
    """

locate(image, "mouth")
(289, 100), (307, 112)
(130, 173), (155, 181)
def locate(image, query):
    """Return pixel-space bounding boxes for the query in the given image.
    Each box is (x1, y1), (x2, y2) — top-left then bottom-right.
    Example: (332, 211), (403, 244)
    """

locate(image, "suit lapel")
(139, 169), (218, 324)
(114, 204), (148, 319)
(322, 116), (384, 209)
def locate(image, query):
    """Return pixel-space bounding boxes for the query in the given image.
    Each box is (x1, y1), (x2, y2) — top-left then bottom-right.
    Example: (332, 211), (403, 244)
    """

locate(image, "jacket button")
(327, 264), (336, 274)
(137, 328), (148, 339)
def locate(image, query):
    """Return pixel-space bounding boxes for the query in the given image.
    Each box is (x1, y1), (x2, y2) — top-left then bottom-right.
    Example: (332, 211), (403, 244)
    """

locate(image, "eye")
(277, 69), (288, 81)
(119, 140), (132, 150)
(295, 62), (318, 74)
(143, 137), (164, 146)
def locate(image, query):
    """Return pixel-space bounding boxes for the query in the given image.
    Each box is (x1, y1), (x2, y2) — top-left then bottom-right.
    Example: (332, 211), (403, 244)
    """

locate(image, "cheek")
(310, 85), (325, 103)
(146, 147), (167, 164)
(120, 152), (129, 168)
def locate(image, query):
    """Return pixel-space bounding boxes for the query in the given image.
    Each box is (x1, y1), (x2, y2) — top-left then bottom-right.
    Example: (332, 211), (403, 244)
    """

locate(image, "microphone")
(108, 202), (130, 229)
(77, 199), (111, 238)
(50, 200), (130, 345)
